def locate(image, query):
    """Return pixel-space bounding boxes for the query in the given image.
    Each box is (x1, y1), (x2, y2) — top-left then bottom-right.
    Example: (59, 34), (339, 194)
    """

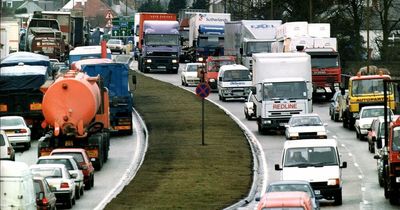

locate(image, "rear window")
(52, 152), (84, 162)
(33, 180), (42, 193)
(38, 159), (74, 170)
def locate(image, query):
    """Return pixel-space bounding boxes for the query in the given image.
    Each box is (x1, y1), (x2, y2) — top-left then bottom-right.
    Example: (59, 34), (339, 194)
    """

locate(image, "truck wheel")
(356, 131), (360, 139)
(65, 195), (73, 209)
(342, 117), (348, 128)
(378, 169), (384, 187)
(257, 120), (265, 135)
(389, 191), (398, 204)
(334, 190), (342, 205)
(334, 114), (339, 122)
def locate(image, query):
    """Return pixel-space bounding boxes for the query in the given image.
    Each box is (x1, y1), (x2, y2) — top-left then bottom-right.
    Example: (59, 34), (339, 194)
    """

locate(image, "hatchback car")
(37, 155), (85, 199)
(265, 180), (321, 210)
(30, 164), (76, 209)
(0, 116), (31, 149)
(0, 130), (15, 161)
(33, 176), (57, 210)
(181, 63), (202, 86)
(285, 114), (327, 140)
(106, 39), (125, 54)
(50, 148), (95, 190)
(355, 106), (393, 140)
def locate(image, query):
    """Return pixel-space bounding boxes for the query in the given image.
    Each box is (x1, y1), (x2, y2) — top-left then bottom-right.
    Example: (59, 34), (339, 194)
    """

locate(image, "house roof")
(17, 1), (43, 13)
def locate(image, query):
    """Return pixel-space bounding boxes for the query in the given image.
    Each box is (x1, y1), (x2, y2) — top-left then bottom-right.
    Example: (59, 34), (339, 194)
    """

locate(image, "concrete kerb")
(94, 108), (148, 210)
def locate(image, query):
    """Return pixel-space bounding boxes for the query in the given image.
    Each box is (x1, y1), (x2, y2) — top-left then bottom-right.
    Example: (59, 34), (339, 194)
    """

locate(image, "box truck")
(250, 53), (312, 134)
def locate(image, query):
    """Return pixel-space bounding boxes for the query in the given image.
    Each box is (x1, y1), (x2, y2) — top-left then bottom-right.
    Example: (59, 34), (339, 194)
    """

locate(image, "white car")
(285, 114), (327, 140)
(36, 155), (85, 199)
(355, 106), (393, 140)
(0, 116), (31, 149)
(106, 39), (125, 54)
(244, 91), (255, 120)
(30, 164), (76, 208)
(181, 63), (202, 86)
(0, 130), (15, 161)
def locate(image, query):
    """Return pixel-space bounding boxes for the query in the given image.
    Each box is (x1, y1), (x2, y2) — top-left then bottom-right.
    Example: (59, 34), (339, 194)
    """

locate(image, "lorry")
(373, 79), (400, 205)
(217, 64), (252, 101)
(138, 20), (181, 73)
(0, 20), (20, 54)
(40, 10), (90, 48)
(38, 69), (111, 171)
(224, 20), (282, 70)
(24, 15), (66, 61)
(272, 22), (341, 101)
(341, 66), (395, 130)
(188, 13), (231, 62)
(74, 58), (134, 135)
(0, 52), (53, 140)
(249, 53), (312, 134)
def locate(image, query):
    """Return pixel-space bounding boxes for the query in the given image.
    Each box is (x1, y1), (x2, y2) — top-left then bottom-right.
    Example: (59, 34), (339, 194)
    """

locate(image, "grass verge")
(105, 72), (252, 209)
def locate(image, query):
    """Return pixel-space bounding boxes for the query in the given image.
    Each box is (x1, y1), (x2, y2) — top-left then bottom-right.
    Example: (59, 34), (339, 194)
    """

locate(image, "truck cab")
(204, 56), (235, 91)
(217, 64), (252, 101)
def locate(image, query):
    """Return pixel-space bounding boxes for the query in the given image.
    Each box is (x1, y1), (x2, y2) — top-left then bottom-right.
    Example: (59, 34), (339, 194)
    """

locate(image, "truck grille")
(269, 111), (301, 116)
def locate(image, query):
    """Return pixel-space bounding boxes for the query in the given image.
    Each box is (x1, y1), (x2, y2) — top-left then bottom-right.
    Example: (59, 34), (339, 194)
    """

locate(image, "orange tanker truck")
(38, 69), (110, 171)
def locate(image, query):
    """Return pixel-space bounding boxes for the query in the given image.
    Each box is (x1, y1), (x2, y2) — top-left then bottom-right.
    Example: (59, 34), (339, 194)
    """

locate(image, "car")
(30, 164), (76, 209)
(256, 191), (313, 210)
(181, 63), (202, 86)
(50, 148), (95, 190)
(0, 116), (31, 149)
(274, 139), (347, 205)
(106, 39), (125, 54)
(355, 106), (394, 140)
(285, 114), (327, 140)
(329, 90), (347, 122)
(0, 130), (15, 161)
(33, 176), (57, 210)
(36, 155), (85, 199)
(265, 180), (321, 210)
(244, 91), (255, 120)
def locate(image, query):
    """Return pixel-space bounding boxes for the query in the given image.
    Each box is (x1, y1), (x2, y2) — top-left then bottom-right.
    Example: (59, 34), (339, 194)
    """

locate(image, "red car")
(50, 148), (95, 190)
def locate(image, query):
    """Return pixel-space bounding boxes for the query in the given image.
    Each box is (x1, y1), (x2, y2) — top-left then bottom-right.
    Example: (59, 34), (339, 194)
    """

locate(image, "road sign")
(196, 83), (211, 98)
(105, 10), (114, 19)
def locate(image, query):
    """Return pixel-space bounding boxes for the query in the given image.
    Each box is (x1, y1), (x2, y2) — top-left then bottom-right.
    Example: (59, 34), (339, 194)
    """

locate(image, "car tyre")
(356, 131), (360, 139)
(65, 196), (73, 209)
(75, 188), (81, 199)
(80, 186), (84, 196)
(378, 171), (384, 187)
(334, 113), (339, 122)
(25, 142), (31, 150)
(245, 112), (250, 120)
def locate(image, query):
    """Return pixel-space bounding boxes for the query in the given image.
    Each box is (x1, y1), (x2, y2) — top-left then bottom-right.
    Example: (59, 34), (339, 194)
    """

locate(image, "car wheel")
(245, 112), (250, 120)
(72, 194), (76, 205)
(369, 142), (375, 153)
(356, 130), (360, 139)
(80, 186), (84, 196)
(181, 79), (184, 86)
(65, 196), (73, 209)
(330, 112), (334, 120)
(334, 114), (339, 122)
(378, 170), (384, 187)
(90, 174), (94, 188)
(75, 188), (81, 199)
(25, 142), (31, 150)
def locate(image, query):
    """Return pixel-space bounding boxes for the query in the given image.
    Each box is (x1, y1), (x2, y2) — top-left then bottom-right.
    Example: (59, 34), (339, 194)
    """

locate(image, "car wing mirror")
(70, 172), (78, 178)
(315, 194), (323, 200)
(340, 161), (347, 168)
(255, 196), (261, 202)
(274, 164), (282, 171)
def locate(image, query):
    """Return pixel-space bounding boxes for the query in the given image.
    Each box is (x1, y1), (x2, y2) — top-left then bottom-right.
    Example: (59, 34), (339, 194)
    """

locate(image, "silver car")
(0, 130), (15, 161)
(0, 116), (31, 150)
(285, 114), (328, 140)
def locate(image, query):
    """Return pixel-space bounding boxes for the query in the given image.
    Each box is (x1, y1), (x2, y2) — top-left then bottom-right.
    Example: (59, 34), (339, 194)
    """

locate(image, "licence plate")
(87, 150), (98, 158)
(157, 66), (166, 69)
(314, 190), (321, 195)
(65, 140), (74, 146)
(396, 177), (400, 183)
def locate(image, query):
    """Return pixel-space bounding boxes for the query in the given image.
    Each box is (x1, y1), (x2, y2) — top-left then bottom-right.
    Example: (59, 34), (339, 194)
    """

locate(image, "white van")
(217, 64), (252, 101)
(274, 139), (347, 205)
(0, 160), (37, 210)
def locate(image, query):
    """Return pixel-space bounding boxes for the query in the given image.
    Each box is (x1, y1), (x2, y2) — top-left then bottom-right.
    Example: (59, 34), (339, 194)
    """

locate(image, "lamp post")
(366, 0), (370, 71)
(126, 0), (128, 16)
(270, 0), (273, 19)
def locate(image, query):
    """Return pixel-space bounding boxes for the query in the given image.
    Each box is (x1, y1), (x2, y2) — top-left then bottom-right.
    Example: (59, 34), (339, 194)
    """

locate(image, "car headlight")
(36, 42), (41, 46)
(209, 78), (215, 82)
(198, 57), (204, 62)
(327, 178), (340, 186)
(262, 119), (271, 124)
(146, 59), (152, 63)
(361, 124), (371, 129)
(289, 132), (299, 137)
(172, 59), (178, 63)
(222, 88), (232, 94)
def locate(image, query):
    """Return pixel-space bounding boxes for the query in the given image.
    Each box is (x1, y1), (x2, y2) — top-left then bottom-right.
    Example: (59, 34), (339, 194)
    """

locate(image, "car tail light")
(17, 129), (28, 133)
(42, 197), (49, 205)
(60, 182), (69, 188)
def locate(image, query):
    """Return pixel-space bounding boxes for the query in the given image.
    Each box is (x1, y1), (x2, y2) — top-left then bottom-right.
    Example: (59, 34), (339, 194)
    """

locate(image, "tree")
(138, 0), (166, 12)
(168, 0), (187, 14)
(191, 0), (208, 10)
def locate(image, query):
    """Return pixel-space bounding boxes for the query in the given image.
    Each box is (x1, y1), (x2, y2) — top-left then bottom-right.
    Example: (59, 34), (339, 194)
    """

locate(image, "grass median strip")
(105, 72), (252, 209)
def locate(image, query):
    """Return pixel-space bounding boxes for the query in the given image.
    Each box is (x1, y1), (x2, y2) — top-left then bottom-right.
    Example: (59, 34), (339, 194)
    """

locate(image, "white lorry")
(217, 64), (252, 101)
(0, 20), (19, 54)
(250, 52), (312, 134)
(224, 20), (282, 70)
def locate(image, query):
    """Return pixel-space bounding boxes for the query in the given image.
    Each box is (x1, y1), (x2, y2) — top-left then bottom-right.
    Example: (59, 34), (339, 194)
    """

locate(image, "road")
(141, 61), (398, 210)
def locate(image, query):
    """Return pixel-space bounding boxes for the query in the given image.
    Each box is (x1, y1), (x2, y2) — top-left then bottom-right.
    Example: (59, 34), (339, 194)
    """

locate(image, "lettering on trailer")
(272, 103), (297, 109)
(250, 24), (276, 29)
(198, 14), (229, 23)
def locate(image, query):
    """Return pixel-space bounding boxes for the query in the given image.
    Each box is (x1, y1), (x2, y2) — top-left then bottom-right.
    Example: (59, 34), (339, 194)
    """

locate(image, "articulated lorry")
(273, 22), (341, 100)
(250, 53), (312, 134)
(138, 20), (181, 73)
(188, 13), (231, 62)
(224, 20), (281, 70)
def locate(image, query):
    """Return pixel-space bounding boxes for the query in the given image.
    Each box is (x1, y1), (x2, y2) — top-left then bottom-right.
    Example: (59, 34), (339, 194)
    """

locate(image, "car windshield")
(310, 54), (340, 68)
(108, 40), (121, 44)
(187, 65), (201, 72)
(33, 181), (41, 193)
(145, 34), (179, 46)
(391, 127), (400, 151)
(222, 70), (251, 82)
(289, 116), (323, 126)
(351, 78), (392, 96)
(284, 147), (338, 167)
(0, 135), (5, 146)
(0, 117), (24, 127)
(207, 60), (235, 72)
(31, 168), (62, 178)
(263, 82), (307, 100)
(38, 159), (74, 170)
(245, 41), (272, 55)
(267, 184), (313, 197)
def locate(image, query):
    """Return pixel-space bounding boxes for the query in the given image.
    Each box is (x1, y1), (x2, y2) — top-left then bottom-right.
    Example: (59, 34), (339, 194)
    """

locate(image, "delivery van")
(0, 160), (37, 210)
